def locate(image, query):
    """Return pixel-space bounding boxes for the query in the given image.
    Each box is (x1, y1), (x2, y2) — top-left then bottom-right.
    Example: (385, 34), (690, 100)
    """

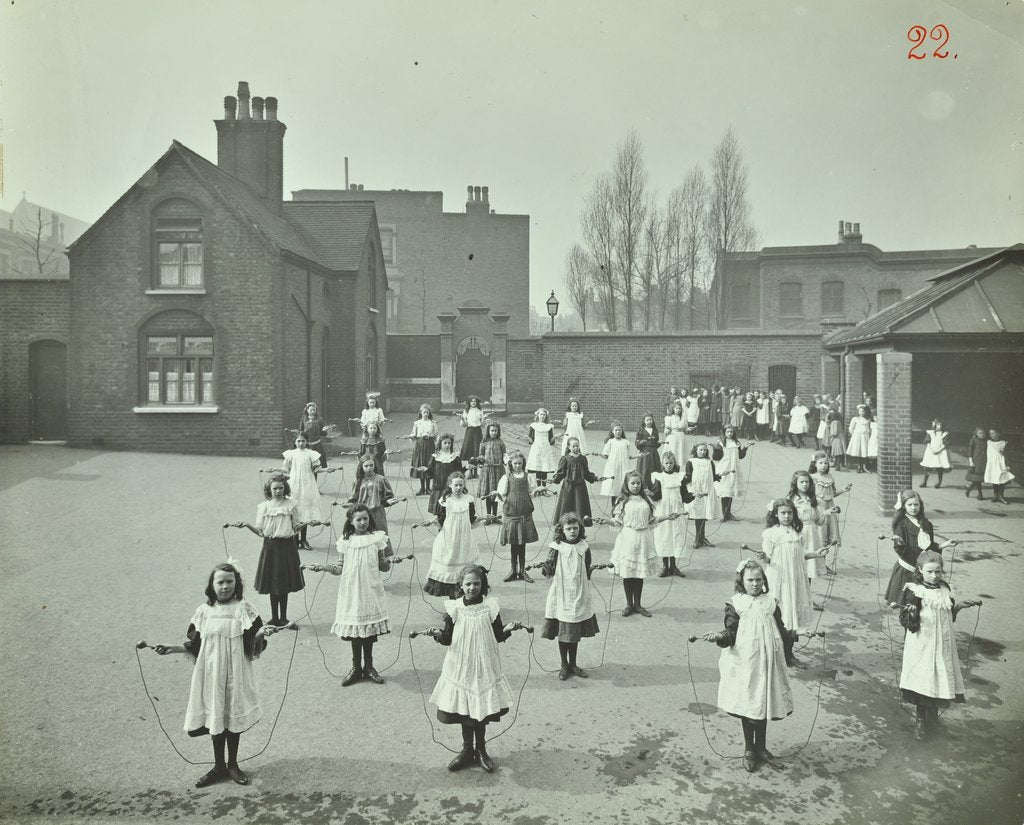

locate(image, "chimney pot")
(358, 184), (364, 191)
(252, 96), (264, 120)
(482, 186), (489, 204)
(350, 184), (358, 191)
(844, 222), (852, 235)
(224, 96), (237, 120)
(265, 97), (278, 120)
(473, 186), (481, 202)
(237, 81), (251, 120)
(853, 222), (860, 234)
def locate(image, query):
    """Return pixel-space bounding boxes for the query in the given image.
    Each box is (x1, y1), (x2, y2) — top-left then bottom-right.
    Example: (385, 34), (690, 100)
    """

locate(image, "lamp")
(546, 290), (560, 332)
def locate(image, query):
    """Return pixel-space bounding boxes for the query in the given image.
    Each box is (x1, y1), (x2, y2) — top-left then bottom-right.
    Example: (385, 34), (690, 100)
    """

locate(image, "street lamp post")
(546, 290), (560, 332)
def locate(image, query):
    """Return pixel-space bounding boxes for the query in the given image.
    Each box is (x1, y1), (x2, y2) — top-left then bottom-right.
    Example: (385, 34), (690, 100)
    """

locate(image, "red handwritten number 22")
(908, 24), (951, 59)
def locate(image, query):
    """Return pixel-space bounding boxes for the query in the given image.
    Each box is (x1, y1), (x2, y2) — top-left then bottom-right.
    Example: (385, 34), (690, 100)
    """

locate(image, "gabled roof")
(824, 244), (1024, 348)
(282, 201), (375, 272)
(69, 141), (326, 269)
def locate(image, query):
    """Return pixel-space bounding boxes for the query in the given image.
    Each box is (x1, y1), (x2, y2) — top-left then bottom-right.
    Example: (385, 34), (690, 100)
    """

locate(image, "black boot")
(475, 724), (494, 772)
(659, 557), (671, 578)
(449, 726), (478, 771)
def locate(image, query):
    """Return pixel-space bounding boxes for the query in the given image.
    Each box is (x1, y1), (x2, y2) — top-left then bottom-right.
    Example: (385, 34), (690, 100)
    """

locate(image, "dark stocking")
(567, 642), (578, 668)
(278, 593), (289, 622)
(350, 639), (362, 669)
(558, 641), (570, 668)
(753, 719), (767, 750)
(269, 595), (280, 623)
(740, 717), (755, 750)
(474, 723), (488, 752)
(486, 496), (497, 517)
(935, 470), (944, 487)
(211, 732), (227, 769)
(635, 579), (645, 608)
(696, 519), (706, 545)
(225, 730), (240, 766)
(299, 526), (308, 545)
(515, 545), (527, 573)
(722, 497), (732, 519)
(622, 579), (633, 608)
(461, 724), (475, 750)
(361, 638), (375, 669)
(536, 472), (547, 487)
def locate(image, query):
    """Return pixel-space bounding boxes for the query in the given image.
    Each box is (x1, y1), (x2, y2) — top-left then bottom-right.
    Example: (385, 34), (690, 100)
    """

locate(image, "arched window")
(139, 310), (215, 406)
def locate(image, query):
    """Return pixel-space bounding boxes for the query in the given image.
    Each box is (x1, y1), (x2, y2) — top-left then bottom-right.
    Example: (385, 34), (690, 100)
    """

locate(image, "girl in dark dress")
(965, 426), (987, 499)
(634, 413), (661, 489)
(552, 437), (600, 527)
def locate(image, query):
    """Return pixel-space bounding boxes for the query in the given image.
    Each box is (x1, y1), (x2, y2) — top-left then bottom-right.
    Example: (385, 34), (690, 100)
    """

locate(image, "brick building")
(292, 185), (530, 337)
(718, 220), (1002, 330)
(64, 83), (388, 455)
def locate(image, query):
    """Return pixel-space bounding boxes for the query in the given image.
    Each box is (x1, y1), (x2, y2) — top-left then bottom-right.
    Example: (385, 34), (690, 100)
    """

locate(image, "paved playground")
(1, 414), (1021, 825)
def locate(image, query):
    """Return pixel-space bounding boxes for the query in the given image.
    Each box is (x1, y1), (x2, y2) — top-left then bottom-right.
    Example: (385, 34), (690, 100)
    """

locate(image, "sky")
(1, 0), (1022, 313)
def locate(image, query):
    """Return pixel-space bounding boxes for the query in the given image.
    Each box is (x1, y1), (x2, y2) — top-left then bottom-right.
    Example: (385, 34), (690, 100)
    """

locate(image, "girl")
(152, 562), (287, 788)
(476, 422), (507, 518)
(407, 404), (438, 496)
(898, 551), (982, 739)
(419, 433), (464, 516)
(771, 392), (789, 444)
(921, 419), (951, 488)
(427, 564), (525, 773)
(685, 443), (723, 548)
(552, 436), (599, 528)
(867, 414), (879, 473)
(358, 422), (387, 477)
(665, 385), (683, 417)
(808, 394), (822, 450)
(697, 388), (712, 435)
(348, 455), (398, 543)
(541, 513), (601, 681)
(684, 388), (701, 433)
(561, 398), (591, 455)
(241, 475), (309, 627)
(730, 389), (744, 431)
(814, 396), (830, 452)
(359, 392), (387, 434)
(634, 413), (661, 488)
(786, 471), (836, 583)
(662, 399), (687, 464)
(280, 433), (322, 551)
(610, 470), (676, 617)
(846, 404), (872, 473)
(600, 421), (632, 510)
(755, 391), (771, 441)
(424, 473), (483, 597)
(827, 409), (846, 469)
(984, 428), (1014, 504)
(459, 395), (486, 479)
(526, 408), (557, 488)
(965, 426), (988, 500)
(740, 393), (757, 441)
(713, 426), (750, 522)
(755, 499), (827, 656)
(700, 559), (796, 773)
(650, 451), (694, 577)
(883, 490), (956, 606)
(787, 396), (809, 449)
(307, 504), (393, 687)
(497, 451), (539, 582)
(809, 453), (841, 550)
(298, 401), (334, 469)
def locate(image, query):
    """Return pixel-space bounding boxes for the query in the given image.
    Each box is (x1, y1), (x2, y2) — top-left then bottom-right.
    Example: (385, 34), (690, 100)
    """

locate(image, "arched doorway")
(30, 340), (67, 440)
(455, 336), (491, 402)
(767, 364), (796, 401)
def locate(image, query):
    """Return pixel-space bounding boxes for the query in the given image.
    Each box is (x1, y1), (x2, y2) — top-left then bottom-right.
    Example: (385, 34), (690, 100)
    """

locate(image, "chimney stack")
(216, 81), (286, 213)
(466, 185), (491, 216)
(837, 219), (845, 241)
(482, 186), (489, 206)
(845, 221), (852, 235)
(237, 81), (251, 120)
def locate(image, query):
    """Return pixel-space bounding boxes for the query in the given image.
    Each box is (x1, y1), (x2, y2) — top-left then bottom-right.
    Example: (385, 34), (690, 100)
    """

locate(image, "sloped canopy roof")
(282, 201), (375, 272)
(824, 244), (1024, 349)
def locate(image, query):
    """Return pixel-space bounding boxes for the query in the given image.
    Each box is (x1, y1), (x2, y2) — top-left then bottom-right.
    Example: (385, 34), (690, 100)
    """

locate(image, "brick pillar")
(491, 312), (509, 410)
(876, 352), (913, 515)
(843, 353), (863, 420)
(821, 354), (841, 397)
(438, 313), (456, 407)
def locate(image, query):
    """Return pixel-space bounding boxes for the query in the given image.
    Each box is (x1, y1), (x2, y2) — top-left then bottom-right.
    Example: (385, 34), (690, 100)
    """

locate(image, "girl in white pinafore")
(983, 428), (1014, 504)
(650, 451), (693, 577)
(560, 398), (589, 455)
(712, 426), (749, 522)
(610, 471), (661, 617)
(600, 422), (632, 509)
(662, 399), (687, 462)
(527, 408), (558, 486)
(846, 404), (872, 472)
(424, 474), (482, 598)
(685, 443), (722, 548)
(281, 433), (323, 550)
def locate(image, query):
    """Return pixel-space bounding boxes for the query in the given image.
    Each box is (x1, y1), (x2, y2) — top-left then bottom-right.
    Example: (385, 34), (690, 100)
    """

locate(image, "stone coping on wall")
(536, 330), (824, 339)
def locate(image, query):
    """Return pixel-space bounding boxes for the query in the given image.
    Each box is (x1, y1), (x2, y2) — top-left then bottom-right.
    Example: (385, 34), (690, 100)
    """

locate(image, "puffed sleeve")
(492, 612), (512, 643)
(710, 460), (721, 482)
(582, 456), (598, 484)
(541, 547), (559, 578)
(552, 455), (569, 484)
(254, 501), (268, 534)
(584, 546), (594, 579)
(468, 501), (477, 522)
(649, 478), (663, 501)
(772, 605), (796, 656)
(527, 425), (536, 444)
(716, 602), (740, 647)
(382, 477), (395, 501)
(683, 461), (694, 485)
(242, 606), (267, 660)
(737, 445), (749, 459)
(546, 427), (555, 445)
(496, 474), (510, 498)
(712, 444), (724, 461)
(435, 613), (455, 646)
(899, 590), (923, 632)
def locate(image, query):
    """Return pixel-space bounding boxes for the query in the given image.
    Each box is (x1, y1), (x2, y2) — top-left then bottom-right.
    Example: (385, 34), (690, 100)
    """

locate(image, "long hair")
(205, 562), (244, 605)
(481, 421), (503, 441)
(787, 470), (819, 508)
(734, 559), (769, 594)
(659, 450), (680, 474)
(457, 564), (490, 597)
(614, 470), (654, 514)
(606, 420), (626, 441)
(342, 503), (378, 539)
(892, 490), (934, 535)
(553, 511), (587, 543)
(765, 498), (803, 533)
(263, 473), (291, 499)
(637, 414), (659, 441)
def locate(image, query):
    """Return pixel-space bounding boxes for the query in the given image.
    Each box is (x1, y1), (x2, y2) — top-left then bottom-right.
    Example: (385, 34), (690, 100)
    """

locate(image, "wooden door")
(30, 340), (67, 440)
(456, 348), (491, 402)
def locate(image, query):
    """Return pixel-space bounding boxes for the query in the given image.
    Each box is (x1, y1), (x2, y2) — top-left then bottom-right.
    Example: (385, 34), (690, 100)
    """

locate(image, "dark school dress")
(551, 453), (598, 525)
(883, 515), (939, 604)
(635, 428), (661, 488)
(299, 417), (328, 467)
(427, 454), (465, 516)
(499, 473), (539, 546)
(965, 435), (987, 484)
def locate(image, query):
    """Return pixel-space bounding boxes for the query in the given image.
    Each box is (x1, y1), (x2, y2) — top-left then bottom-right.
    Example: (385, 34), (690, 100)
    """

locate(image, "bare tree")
(611, 131), (648, 331)
(707, 128), (758, 329)
(673, 166), (710, 331)
(13, 208), (64, 276)
(581, 175), (618, 331)
(563, 243), (592, 331)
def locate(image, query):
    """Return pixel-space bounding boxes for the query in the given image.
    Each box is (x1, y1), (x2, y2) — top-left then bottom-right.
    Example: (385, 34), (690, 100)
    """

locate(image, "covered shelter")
(824, 244), (1024, 512)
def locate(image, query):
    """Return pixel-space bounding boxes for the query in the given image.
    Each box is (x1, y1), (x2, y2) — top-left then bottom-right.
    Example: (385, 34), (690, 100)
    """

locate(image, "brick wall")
(506, 338), (542, 407)
(0, 280), (70, 442)
(534, 332), (824, 425)
(876, 352), (913, 514)
(68, 154), (285, 455)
